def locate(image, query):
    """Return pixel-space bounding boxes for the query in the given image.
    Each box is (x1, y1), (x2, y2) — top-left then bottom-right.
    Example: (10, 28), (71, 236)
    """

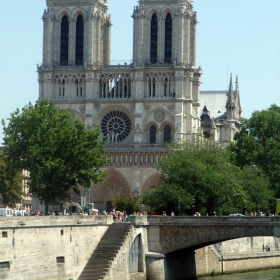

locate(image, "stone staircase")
(78, 223), (131, 280)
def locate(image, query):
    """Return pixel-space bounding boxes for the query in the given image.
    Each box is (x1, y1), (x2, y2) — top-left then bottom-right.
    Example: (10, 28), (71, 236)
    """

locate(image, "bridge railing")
(132, 215), (280, 226)
(0, 215), (113, 228)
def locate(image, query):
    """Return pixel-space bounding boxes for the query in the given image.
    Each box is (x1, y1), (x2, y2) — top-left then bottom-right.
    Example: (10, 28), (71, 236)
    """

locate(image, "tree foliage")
(1, 100), (107, 213)
(229, 104), (280, 198)
(142, 138), (272, 215)
(0, 149), (23, 207)
(113, 194), (141, 215)
(142, 183), (191, 215)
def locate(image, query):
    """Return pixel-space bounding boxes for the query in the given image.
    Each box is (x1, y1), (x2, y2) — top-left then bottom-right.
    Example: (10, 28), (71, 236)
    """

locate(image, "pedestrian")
(262, 244), (265, 252)
(171, 211), (175, 216)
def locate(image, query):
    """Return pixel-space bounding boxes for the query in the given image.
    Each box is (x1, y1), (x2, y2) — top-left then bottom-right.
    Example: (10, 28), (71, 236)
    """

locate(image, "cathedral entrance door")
(106, 201), (113, 212)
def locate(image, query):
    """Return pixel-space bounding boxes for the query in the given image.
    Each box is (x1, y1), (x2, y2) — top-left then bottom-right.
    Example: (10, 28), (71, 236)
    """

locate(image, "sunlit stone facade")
(37, 0), (241, 211)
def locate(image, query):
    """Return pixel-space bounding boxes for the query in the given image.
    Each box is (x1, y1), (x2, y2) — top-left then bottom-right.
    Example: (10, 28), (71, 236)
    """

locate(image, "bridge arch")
(137, 216), (280, 280)
(145, 216), (280, 254)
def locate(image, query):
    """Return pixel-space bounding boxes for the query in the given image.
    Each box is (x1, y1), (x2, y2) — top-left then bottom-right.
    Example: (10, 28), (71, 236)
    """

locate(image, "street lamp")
(178, 198), (181, 216)
(192, 199), (195, 216)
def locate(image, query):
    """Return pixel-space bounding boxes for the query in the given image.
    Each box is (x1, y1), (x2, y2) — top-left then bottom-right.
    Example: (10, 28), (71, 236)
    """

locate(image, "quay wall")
(195, 237), (280, 276)
(0, 216), (112, 280)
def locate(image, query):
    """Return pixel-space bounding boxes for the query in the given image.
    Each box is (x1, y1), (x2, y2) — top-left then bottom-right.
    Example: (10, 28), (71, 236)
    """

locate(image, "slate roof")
(200, 91), (228, 119)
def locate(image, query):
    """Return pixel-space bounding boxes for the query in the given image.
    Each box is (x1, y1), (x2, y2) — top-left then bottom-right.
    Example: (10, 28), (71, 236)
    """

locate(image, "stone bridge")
(0, 215), (279, 280)
(133, 215), (280, 280)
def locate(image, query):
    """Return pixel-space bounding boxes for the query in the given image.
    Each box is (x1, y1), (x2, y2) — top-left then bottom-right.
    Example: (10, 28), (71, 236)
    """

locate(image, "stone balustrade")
(105, 150), (166, 166)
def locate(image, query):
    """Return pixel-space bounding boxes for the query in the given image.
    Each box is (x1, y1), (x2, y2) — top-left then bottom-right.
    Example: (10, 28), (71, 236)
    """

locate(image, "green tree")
(229, 104), (280, 198)
(143, 138), (272, 215)
(113, 194), (141, 215)
(0, 149), (23, 207)
(2, 100), (107, 214)
(240, 165), (273, 214)
(142, 183), (192, 215)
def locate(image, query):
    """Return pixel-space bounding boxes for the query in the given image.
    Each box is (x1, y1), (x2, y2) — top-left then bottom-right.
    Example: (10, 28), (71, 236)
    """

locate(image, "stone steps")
(78, 223), (131, 280)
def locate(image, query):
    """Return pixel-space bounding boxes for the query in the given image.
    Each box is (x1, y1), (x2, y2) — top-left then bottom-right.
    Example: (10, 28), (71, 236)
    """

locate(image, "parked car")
(229, 213), (244, 217)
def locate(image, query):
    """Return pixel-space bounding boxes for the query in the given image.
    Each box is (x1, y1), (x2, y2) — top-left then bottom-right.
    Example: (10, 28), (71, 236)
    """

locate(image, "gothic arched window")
(149, 78), (156, 97)
(60, 15), (69, 66)
(150, 14), (158, 64)
(165, 13), (172, 63)
(164, 125), (172, 143)
(150, 125), (157, 144)
(75, 15), (84, 65)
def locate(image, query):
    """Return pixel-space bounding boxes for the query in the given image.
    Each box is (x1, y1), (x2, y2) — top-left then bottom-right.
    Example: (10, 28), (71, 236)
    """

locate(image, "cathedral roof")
(200, 91), (227, 119)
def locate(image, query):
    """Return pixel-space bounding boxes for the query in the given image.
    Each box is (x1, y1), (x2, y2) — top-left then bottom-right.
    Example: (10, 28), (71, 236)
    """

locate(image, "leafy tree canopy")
(229, 104), (280, 198)
(142, 138), (272, 215)
(1, 100), (107, 213)
(113, 194), (141, 215)
(0, 149), (23, 207)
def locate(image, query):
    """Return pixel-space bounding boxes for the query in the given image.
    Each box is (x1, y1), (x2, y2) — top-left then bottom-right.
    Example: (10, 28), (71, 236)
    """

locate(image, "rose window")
(101, 110), (132, 142)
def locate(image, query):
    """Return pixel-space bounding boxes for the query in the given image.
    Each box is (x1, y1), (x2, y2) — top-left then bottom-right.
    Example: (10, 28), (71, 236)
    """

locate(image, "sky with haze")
(0, 0), (279, 142)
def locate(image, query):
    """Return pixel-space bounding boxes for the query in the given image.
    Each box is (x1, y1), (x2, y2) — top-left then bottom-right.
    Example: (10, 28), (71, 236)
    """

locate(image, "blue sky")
(0, 0), (279, 142)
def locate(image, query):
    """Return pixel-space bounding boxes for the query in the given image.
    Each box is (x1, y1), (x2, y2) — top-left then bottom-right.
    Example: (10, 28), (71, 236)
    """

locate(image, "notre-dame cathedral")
(37, 0), (242, 211)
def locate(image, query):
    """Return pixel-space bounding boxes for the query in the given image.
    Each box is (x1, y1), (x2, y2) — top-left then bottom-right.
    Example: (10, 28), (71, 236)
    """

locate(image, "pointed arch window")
(150, 125), (157, 144)
(60, 15), (69, 66)
(149, 78), (156, 97)
(150, 14), (158, 64)
(59, 80), (65, 97)
(164, 125), (171, 143)
(165, 13), (172, 63)
(75, 15), (84, 65)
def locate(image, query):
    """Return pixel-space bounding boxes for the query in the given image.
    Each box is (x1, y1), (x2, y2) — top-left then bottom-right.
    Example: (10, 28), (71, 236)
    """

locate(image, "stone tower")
(37, 0), (240, 211)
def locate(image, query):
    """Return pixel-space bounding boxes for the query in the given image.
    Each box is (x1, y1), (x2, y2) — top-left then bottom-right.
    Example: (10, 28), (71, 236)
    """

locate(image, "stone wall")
(195, 237), (280, 276)
(195, 246), (221, 276)
(0, 216), (112, 280)
(214, 236), (280, 253)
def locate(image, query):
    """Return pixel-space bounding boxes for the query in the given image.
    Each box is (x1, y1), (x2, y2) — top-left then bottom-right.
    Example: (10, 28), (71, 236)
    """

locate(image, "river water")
(198, 268), (280, 280)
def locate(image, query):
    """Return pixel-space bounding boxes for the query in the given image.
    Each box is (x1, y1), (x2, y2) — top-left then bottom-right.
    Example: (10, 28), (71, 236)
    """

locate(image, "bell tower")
(42, 0), (111, 67)
(132, 0), (197, 65)
(132, 0), (202, 141)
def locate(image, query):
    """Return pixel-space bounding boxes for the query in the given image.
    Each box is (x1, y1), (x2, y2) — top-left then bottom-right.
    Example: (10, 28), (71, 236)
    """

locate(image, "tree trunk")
(45, 201), (49, 215)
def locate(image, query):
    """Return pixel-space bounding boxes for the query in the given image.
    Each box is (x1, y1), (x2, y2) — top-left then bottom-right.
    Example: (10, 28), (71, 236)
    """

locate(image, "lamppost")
(192, 199), (195, 215)
(178, 198), (181, 216)
(141, 204), (145, 214)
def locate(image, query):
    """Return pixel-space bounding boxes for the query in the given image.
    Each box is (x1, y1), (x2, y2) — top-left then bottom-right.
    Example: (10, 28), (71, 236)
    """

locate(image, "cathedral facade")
(37, 0), (241, 211)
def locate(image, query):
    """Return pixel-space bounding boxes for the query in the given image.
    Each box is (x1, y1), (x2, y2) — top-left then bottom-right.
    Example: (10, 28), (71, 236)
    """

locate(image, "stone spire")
(235, 75), (242, 118)
(226, 73), (236, 120)
(227, 73), (234, 105)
